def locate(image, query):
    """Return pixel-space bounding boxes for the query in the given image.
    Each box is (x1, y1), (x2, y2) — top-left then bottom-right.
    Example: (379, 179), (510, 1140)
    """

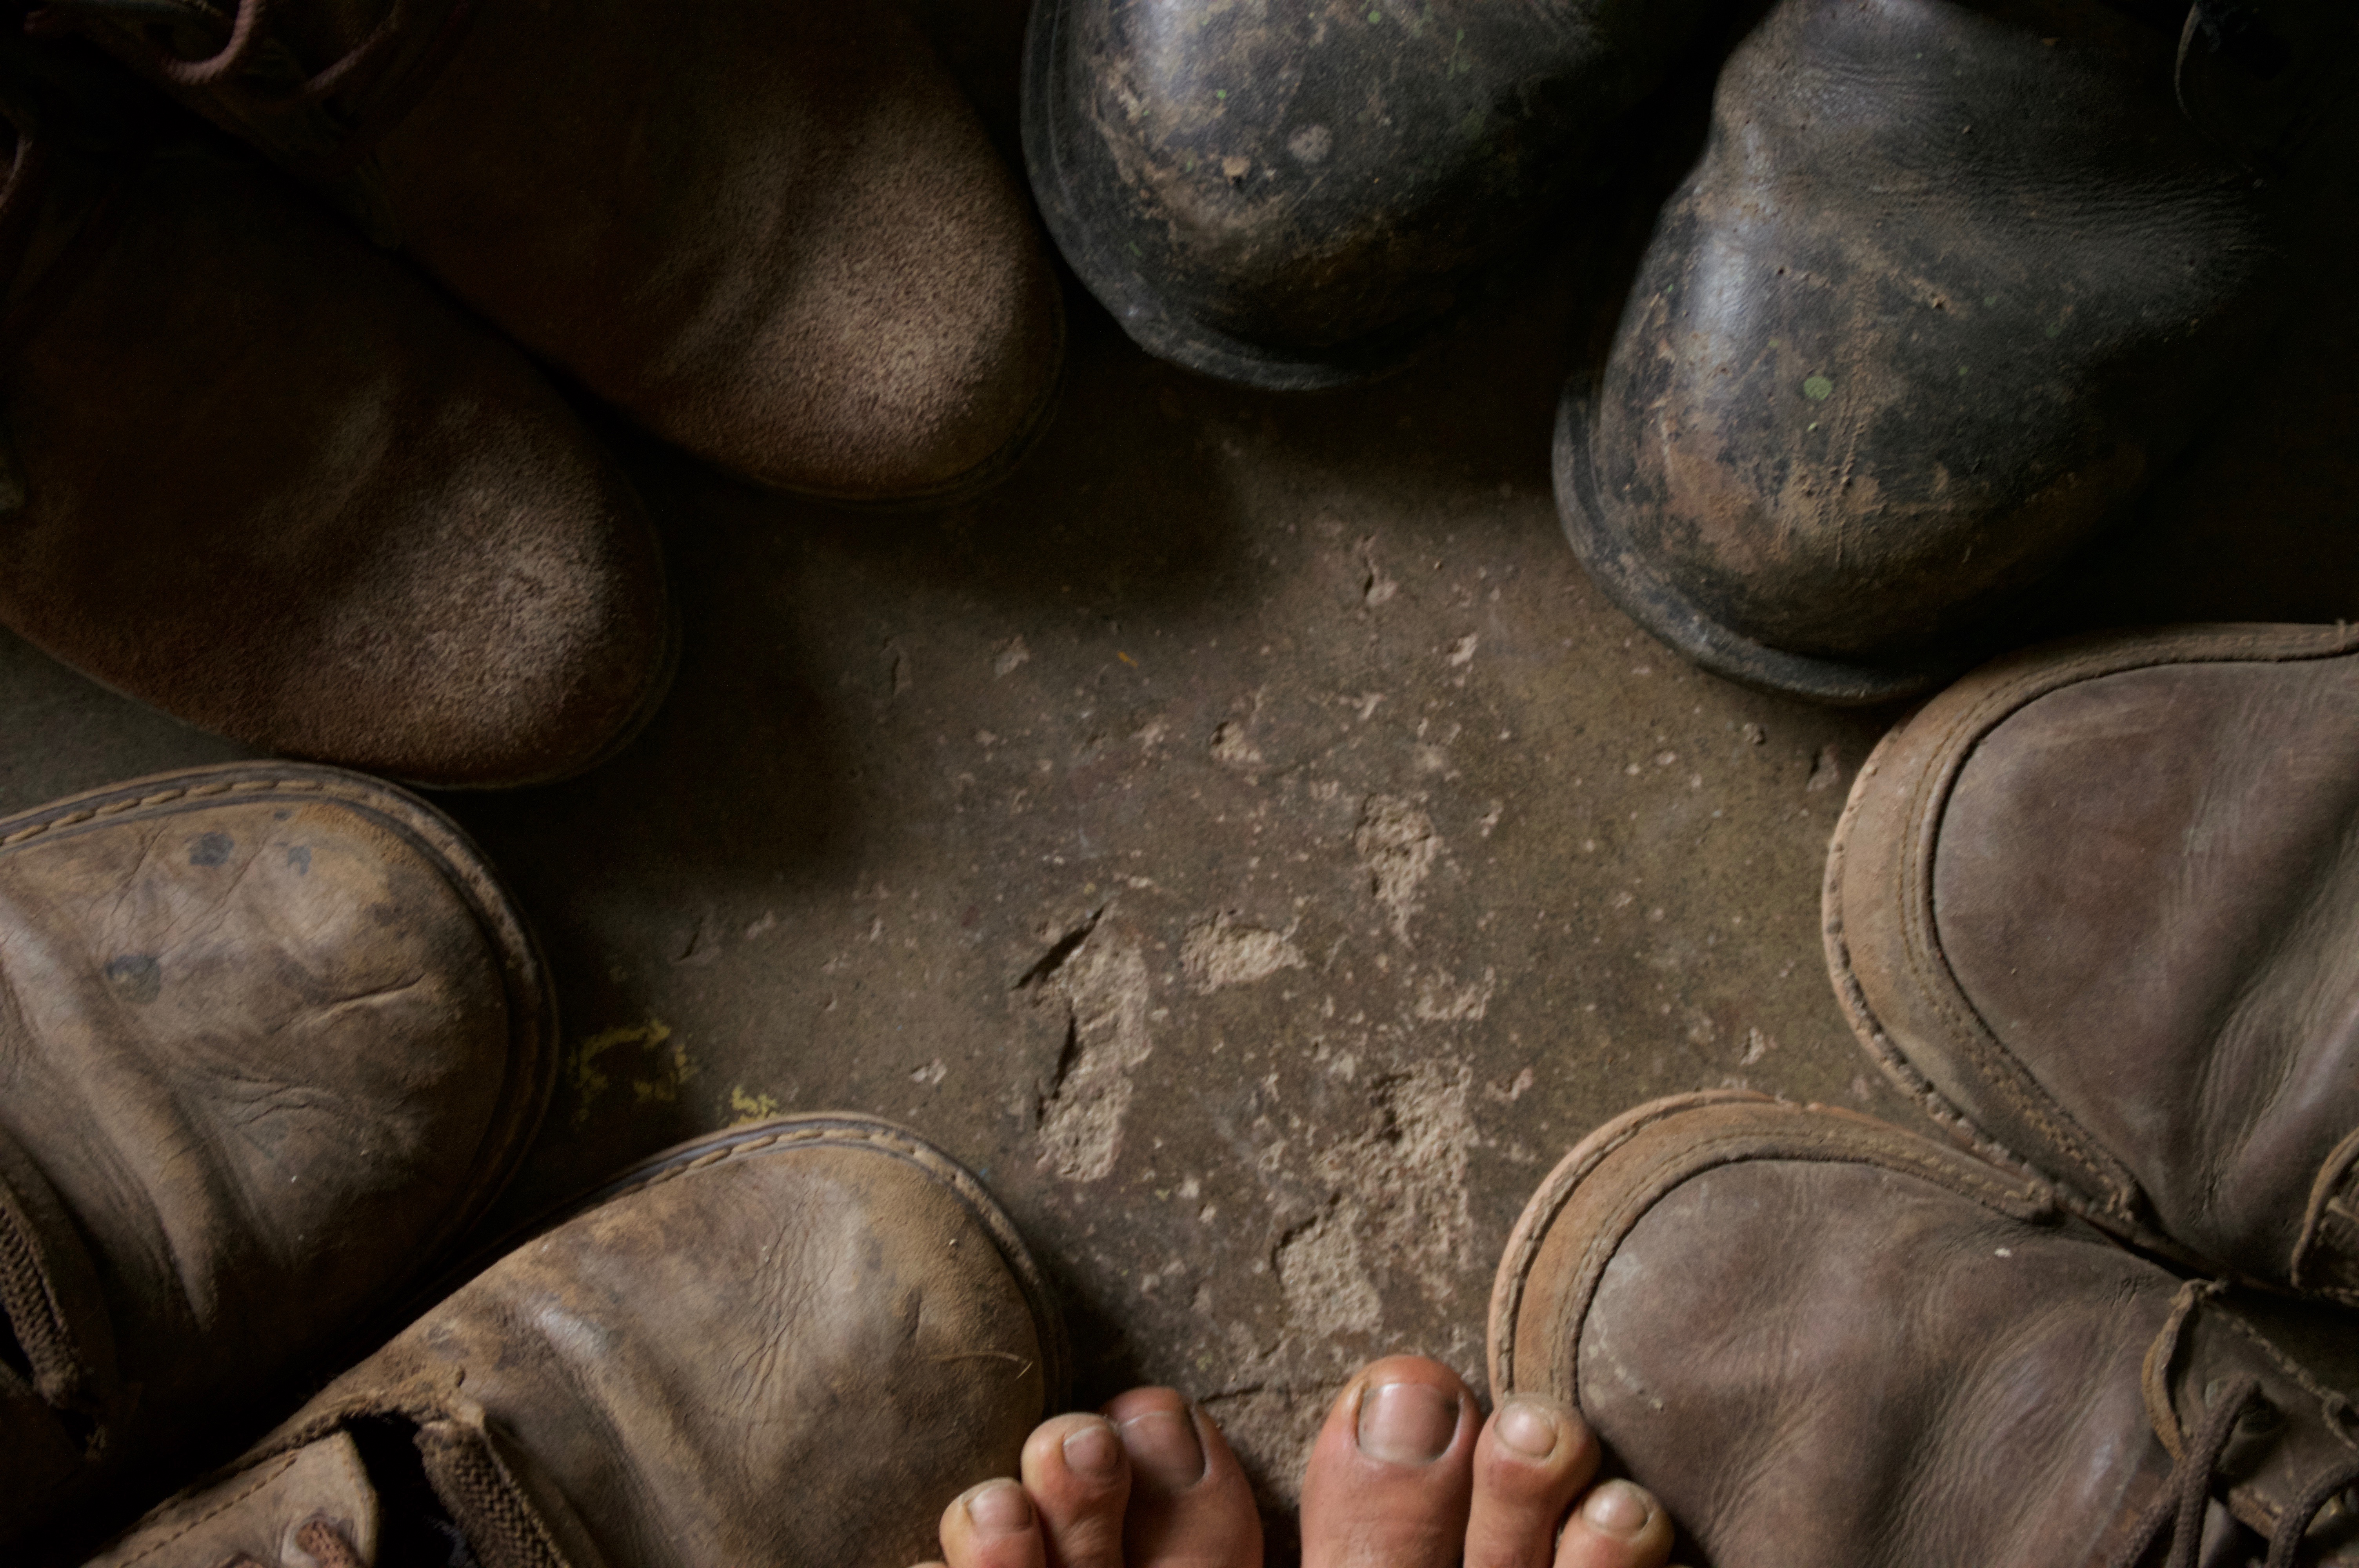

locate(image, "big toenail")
(1581, 1481), (1652, 1537)
(1357, 1381), (1459, 1466)
(968, 1481), (1033, 1535)
(1063, 1419), (1123, 1480)
(1495, 1399), (1557, 1459)
(1118, 1408), (1207, 1493)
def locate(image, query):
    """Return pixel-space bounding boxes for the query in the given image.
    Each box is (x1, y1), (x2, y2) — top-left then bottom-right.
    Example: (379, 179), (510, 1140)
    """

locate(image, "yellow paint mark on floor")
(728, 1085), (781, 1126)
(568, 1016), (692, 1125)
(632, 1032), (696, 1105)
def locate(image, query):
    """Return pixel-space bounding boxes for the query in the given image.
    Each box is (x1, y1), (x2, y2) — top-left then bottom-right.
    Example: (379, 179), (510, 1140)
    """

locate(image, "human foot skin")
(1303, 1358), (1676, 1568)
(927, 1387), (1259, 1568)
(924, 1357), (1679, 1568)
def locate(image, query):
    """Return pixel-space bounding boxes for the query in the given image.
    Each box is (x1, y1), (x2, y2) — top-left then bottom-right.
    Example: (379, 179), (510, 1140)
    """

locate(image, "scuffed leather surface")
(1029, 0), (1715, 375)
(1575, 0), (2275, 664)
(131, 1123), (1058, 1568)
(1585, 1158), (2172, 1564)
(0, 766), (544, 1544)
(1496, 1099), (2359, 1565)
(0, 128), (671, 788)
(64, 0), (1066, 501)
(1828, 626), (2359, 1297)
(1935, 652), (2359, 1287)
(383, 0), (1064, 499)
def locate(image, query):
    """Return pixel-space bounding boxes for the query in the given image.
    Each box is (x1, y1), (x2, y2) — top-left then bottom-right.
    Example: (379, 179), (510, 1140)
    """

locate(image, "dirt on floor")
(6, 2), (2359, 1552)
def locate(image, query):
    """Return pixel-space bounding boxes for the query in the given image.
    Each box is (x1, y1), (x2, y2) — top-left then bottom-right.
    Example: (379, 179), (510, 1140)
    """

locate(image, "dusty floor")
(6, 6), (2359, 1552)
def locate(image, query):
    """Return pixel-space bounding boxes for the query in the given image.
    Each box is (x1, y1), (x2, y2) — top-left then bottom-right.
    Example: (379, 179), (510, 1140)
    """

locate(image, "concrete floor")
(6, 5), (2359, 1553)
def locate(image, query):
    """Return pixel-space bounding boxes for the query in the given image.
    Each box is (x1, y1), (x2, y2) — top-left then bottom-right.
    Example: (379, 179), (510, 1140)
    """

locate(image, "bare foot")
(925, 1386), (1261, 1568)
(1300, 1356), (1675, 1568)
(921, 1356), (1677, 1568)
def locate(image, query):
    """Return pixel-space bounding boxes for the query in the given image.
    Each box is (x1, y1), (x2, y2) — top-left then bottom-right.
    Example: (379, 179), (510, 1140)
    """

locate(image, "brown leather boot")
(78, 1114), (1067, 1568)
(0, 762), (556, 1549)
(1488, 1092), (2359, 1566)
(36, 0), (1065, 504)
(0, 39), (672, 789)
(1826, 623), (2359, 1304)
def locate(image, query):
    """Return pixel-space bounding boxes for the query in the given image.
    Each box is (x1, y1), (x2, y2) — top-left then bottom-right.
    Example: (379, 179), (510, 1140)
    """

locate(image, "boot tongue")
(82, 1430), (382, 1566)
(2143, 1281), (2359, 1557)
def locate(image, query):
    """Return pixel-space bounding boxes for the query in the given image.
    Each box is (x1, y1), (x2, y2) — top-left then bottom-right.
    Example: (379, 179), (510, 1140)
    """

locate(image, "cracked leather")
(0, 763), (551, 1549)
(84, 1118), (1065, 1568)
(1828, 624), (2359, 1300)
(1562, 0), (2283, 687)
(1490, 1095), (2359, 1566)
(1023, 0), (1719, 387)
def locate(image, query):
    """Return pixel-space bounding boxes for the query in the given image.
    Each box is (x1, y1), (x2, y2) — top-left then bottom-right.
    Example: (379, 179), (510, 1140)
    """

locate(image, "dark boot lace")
(20, 0), (479, 176)
(2110, 1376), (2359, 1568)
(213, 1514), (367, 1568)
(28, 0), (413, 96)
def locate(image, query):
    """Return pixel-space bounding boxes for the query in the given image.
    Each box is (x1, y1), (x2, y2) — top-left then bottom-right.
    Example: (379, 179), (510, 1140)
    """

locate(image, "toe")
(1464, 1395), (1602, 1568)
(1300, 1356), (1480, 1568)
(1022, 1413), (1132, 1568)
(1554, 1481), (1675, 1568)
(1104, 1387), (1264, 1568)
(939, 1479), (1049, 1568)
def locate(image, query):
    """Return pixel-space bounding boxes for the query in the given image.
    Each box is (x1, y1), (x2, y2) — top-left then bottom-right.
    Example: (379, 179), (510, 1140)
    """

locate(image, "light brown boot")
(0, 763), (556, 1548)
(1826, 623), (2359, 1301)
(81, 1114), (1067, 1568)
(1490, 1093), (2359, 1566)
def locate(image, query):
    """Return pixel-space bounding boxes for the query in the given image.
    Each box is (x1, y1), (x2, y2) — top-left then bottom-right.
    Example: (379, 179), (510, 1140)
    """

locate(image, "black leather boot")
(1557, 0), (2288, 703)
(1022, 0), (1724, 388)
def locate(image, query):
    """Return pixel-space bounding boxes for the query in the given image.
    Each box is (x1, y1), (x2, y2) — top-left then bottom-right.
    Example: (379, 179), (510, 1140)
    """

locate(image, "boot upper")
(1574, 0), (2279, 669)
(1491, 1095), (2359, 1566)
(45, 0), (1066, 502)
(83, 1117), (1063, 1568)
(1829, 624), (2359, 1301)
(0, 764), (552, 1544)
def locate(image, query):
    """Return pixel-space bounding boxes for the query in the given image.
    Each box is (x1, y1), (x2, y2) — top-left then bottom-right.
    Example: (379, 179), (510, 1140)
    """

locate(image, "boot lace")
(2110, 1376), (2359, 1568)
(20, 0), (479, 176)
(26, 0), (403, 96)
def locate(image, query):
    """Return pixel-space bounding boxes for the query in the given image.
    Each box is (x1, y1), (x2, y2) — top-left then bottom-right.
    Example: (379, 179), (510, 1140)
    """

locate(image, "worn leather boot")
(1826, 622), (2359, 1307)
(0, 762), (556, 1550)
(1489, 1092), (2359, 1566)
(1557, 0), (2284, 703)
(79, 1114), (1068, 1568)
(0, 38), (672, 788)
(35, 0), (1064, 504)
(1023, 0), (1723, 388)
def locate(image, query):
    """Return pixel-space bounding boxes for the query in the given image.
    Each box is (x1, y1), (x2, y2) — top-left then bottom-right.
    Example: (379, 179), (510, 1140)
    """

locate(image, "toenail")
(967, 1481), (1033, 1535)
(1581, 1481), (1653, 1537)
(1495, 1398), (1558, 1460)
(1356, 1380), (1459, 1466)
(1063, 1419), (1123, 1481)
(1118, 1408), (1207, 1494)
